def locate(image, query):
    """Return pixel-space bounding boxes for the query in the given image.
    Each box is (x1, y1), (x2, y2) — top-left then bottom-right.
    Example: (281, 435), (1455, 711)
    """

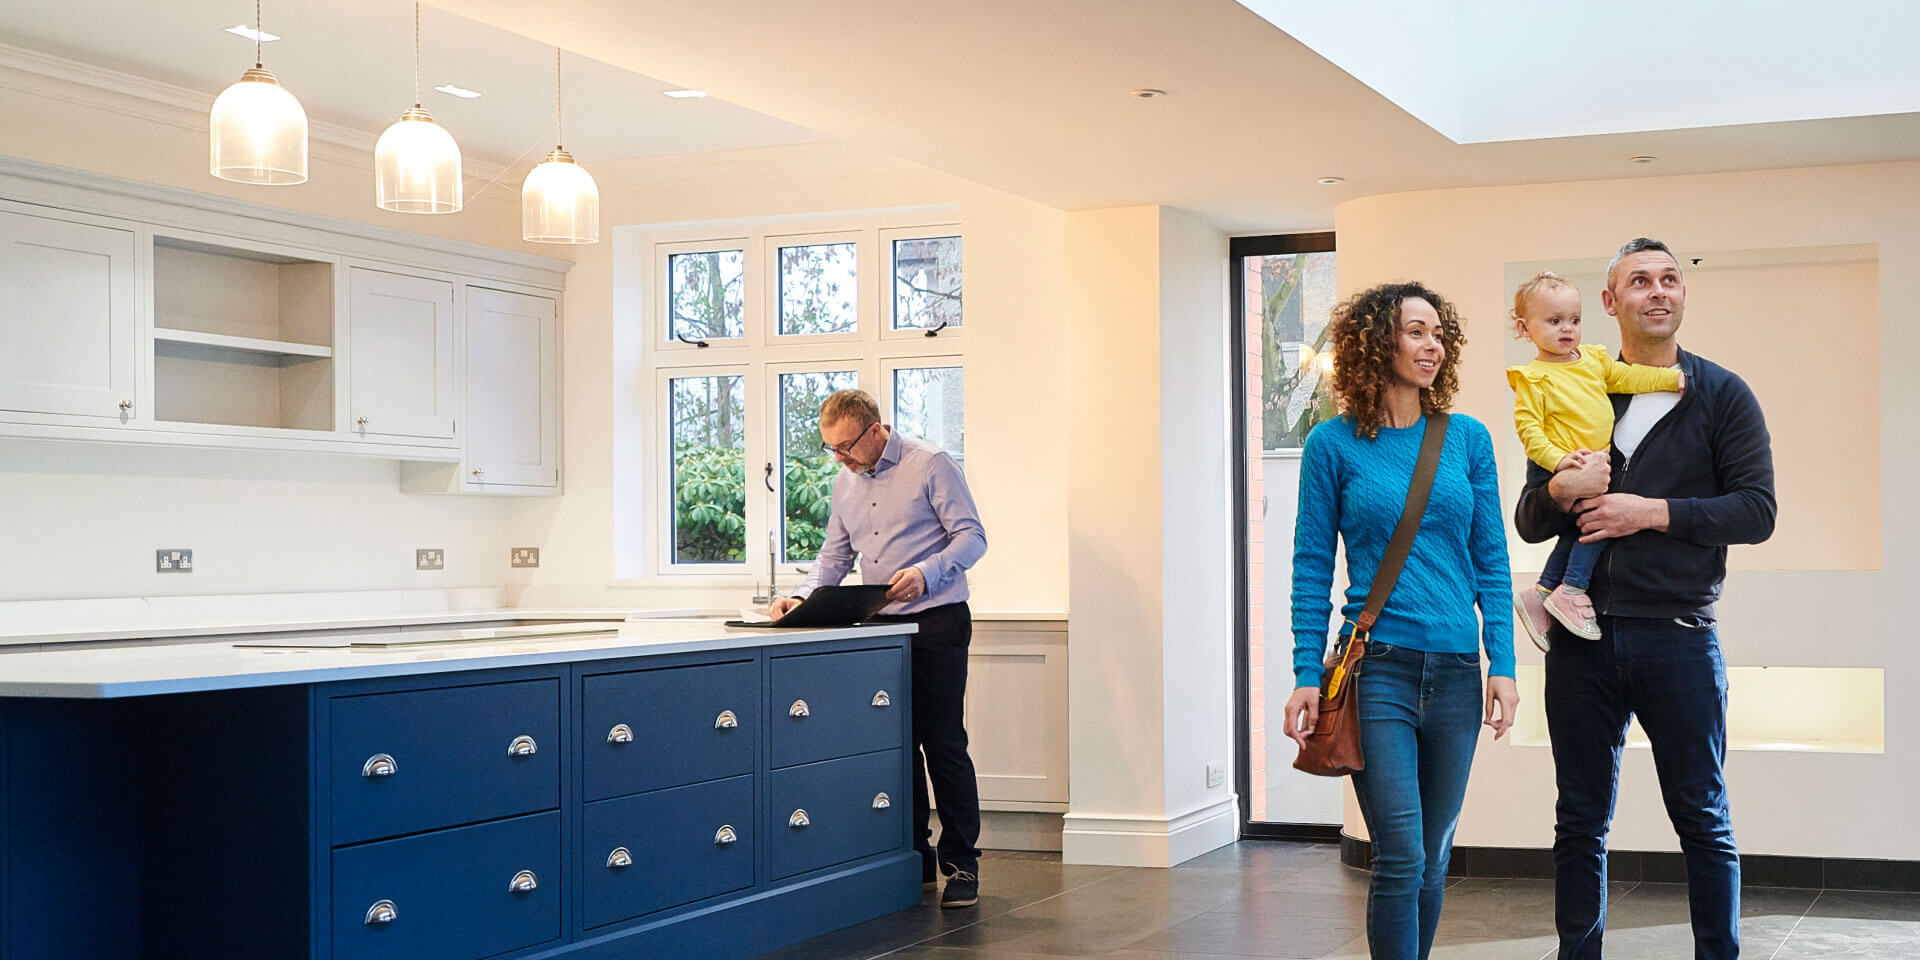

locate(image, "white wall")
(0, 65), (538, 607)
(1333, 160), (1920, 860)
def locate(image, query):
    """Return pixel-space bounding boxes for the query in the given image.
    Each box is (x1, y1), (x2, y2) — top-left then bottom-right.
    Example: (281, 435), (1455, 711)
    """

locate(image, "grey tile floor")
(752, 843), (1920, 960)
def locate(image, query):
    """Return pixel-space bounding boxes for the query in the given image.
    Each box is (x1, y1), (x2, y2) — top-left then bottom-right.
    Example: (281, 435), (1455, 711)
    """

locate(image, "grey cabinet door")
(0, 211), (135, 419)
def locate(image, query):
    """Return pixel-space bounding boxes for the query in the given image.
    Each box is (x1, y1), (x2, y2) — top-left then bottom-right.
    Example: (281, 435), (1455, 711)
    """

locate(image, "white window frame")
(765, 230), (868, 345)
(879, 225), (964, 342)
(657, 237), (752, 352)
(631, 209), (964, 581)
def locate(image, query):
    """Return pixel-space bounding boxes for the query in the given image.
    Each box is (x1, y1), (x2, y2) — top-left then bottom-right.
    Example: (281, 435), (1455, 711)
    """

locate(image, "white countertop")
(0, 619), (916, 699)
(0, 607), (714, 648)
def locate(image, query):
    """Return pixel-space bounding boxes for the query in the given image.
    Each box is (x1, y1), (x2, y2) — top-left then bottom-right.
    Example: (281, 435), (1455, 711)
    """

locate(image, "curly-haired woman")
(1283, 282), (1520, 960)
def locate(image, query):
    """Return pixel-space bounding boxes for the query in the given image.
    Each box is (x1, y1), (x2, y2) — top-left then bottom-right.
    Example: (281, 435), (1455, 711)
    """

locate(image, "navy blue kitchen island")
(0, 621), (920, 960)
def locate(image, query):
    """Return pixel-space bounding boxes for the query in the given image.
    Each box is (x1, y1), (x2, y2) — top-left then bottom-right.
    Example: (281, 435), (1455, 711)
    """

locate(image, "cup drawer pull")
(872, 792), (892, 810)
(507, 735), (538, 757)
(508, 869), (538, 894)
(606, 847), (633, 869)
(714, 710), (738, 729)
(364, 899), (397, 925)
(788, 699), (810, 719)
(361, 754), (397, 778)
(607, 723), (634, 744)
(871, 690), (891, 708)
(788, 809), (810, 829)
(715, 824), (739, 845)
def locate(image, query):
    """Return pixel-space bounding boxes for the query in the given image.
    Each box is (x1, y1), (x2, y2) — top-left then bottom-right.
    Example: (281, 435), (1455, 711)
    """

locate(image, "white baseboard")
(1060, 795), (1240, 867)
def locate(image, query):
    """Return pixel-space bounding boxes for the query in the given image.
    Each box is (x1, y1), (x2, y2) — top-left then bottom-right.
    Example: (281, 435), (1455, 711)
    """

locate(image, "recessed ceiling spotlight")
(1317, 176), (1345, 185)
(663, 89), (708, 99)
(1629, 155), (1658, 164)
(224, 24), (281, 43)
(433, 84), (482, 99)
(1130, 88), (1166, 99)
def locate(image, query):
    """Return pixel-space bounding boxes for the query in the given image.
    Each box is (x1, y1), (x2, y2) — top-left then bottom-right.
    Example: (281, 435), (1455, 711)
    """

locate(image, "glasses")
(820, 420), (877, 456)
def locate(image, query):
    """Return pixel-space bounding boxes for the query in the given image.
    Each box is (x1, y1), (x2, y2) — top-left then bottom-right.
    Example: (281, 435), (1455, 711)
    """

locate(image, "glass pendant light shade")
(375, 105), (464, 213)
(522, 148), (599, 243)
(210, 68), (309, 184)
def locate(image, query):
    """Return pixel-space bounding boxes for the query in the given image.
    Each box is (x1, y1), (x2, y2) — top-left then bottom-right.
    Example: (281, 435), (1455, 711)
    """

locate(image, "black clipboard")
(727, 584), (895, 628)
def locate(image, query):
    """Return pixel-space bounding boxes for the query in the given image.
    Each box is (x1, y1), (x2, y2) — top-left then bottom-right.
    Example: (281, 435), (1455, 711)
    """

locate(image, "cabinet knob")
(508, 870), (538, 894)
(606, 723), (634, 745)
(606, 847), (633, 869)
(471, 468), (484, 479)
(506, 735), (538, 757)
(361, 753), (397, 778)
(118, 400), (132, 413)
(714, 824), (738, 846)
(713, 709), (738, 730)
(871, 690), (891, 708)
(364, 899), (398, 925)
(788, 699), (810, 719)
(788, 809), (810, 829)
(356, 417), (369, 427)
(872, 792), (892, 810)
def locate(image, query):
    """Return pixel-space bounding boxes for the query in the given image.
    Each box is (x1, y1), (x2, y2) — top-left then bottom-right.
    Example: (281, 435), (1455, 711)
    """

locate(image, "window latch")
(763, 461), (776, 492)
(922, 320), (949, 338)
(675, 332), (711, 348)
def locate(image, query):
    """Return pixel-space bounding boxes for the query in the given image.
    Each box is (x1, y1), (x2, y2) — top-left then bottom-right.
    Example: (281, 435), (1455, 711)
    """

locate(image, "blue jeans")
(1539, 533), (1605, 592)
(1351, 642), (1484, 960)
(1546, 615), (1738, 959)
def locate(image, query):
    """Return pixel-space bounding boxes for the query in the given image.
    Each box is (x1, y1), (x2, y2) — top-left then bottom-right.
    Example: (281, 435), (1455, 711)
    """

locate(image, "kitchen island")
(0, 618), (920, 960)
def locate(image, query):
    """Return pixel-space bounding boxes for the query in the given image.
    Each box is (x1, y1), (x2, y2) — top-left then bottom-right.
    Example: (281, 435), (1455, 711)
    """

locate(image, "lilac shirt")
(794, 428), (987, 616)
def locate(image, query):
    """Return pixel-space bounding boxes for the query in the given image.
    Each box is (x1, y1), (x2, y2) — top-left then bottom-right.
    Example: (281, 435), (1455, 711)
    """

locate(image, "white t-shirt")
(1613, 362), (1682, 463)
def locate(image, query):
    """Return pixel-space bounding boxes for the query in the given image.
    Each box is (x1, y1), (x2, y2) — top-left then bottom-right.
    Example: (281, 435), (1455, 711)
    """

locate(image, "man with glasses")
(773, 388), (989, 907)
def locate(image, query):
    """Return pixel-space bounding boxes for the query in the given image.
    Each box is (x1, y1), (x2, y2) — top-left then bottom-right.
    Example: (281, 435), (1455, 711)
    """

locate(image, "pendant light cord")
(556, 48), (564, 148)
(412, 1), (421, 106)
(254, 0), (263, 68)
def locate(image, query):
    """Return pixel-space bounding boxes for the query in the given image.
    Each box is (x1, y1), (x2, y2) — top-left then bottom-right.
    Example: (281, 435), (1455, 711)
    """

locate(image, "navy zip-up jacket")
(1513, 347), (1776, 620)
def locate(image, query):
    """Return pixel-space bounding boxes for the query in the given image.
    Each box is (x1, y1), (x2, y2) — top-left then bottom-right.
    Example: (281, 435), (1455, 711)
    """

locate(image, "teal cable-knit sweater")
(1290, 413), (1515, 687)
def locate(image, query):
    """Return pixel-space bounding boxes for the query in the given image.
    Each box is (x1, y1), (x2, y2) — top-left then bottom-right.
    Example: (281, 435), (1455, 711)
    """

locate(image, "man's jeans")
(1546, 615), (1739, 959)
(1351, 642), (1484, 960)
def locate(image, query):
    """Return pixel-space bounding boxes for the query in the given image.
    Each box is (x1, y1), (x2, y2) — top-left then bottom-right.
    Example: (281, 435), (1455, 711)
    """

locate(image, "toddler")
(1508, 271), (1682, 649)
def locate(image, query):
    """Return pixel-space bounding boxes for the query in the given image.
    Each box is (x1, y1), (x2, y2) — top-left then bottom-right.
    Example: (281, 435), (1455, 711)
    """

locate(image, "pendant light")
(209, 0), (308, 185)
(522, 48), (600, 244)
(375, 1), (463, 213)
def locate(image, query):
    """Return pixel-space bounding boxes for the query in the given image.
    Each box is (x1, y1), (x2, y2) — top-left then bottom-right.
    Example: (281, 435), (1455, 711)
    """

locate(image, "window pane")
(779, 370), (858, 562)
(893, 366), (963, 457)
(1251, 251), (1337, 450)
(778, 243), (858, 335)
(668, 250), (744, 341)
(670, 374), (746, 564)
(892, 236), (962, 330)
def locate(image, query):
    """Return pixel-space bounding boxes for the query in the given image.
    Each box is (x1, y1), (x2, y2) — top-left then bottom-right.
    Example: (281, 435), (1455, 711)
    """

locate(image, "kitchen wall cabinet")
(0, 207), (136, 423)
(0, 156), (567, 484)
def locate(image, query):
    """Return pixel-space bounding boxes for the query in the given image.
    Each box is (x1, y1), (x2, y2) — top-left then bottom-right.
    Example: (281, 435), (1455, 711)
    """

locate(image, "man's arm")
(1514, 454), (1609, 543)
(793, 501), (855, 598)
(1667, 375), (1777, 546)
(912, 452), (987, 592)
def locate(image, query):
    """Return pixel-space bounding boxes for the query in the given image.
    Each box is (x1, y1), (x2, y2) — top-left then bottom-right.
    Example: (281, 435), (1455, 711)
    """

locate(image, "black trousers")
(873, 601), (982, 876)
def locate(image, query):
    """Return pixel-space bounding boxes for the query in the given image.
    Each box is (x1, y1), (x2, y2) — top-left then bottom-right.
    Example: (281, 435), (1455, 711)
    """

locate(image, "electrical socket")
(416, 548), (444, 571)
(511, 547), (540, 568)
(1205, 761), (1225, 789)
(156, 549), (193, 573)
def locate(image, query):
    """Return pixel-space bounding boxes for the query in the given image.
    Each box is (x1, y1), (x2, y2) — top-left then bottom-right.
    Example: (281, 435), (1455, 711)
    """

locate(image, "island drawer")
(770, 647), (904, 767)
(581, 658), (757, 801)
(767, 749), (904, 880)
(581, 774), (756, 928)
(328, 678), (560, 844)
(330, 810), (561, 960)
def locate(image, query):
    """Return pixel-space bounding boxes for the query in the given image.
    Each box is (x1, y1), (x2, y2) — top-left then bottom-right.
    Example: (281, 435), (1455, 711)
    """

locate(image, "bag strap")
(1354, 412), (1449, 633)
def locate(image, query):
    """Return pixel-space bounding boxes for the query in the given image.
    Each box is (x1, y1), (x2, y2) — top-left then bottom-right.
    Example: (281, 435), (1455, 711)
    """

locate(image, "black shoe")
(939, 870), (978, 908)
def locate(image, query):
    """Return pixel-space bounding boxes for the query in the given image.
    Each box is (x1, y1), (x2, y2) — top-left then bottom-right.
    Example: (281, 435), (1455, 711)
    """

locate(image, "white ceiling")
(4, 1), (1916, 233)
(1252, 0), (1920, 144)
(0, 0), (826, 169)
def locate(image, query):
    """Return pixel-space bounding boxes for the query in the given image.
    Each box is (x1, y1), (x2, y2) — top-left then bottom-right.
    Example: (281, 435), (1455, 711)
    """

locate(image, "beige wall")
(1334, 160), (1919, 859)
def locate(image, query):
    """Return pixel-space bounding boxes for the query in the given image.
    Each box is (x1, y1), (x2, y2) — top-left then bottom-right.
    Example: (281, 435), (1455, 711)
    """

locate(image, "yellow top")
(1508, 344), (1683, 471)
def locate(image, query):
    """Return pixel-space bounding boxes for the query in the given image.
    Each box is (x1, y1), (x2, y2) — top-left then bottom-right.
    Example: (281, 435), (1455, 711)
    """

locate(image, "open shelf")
(152, 328), (332, 359)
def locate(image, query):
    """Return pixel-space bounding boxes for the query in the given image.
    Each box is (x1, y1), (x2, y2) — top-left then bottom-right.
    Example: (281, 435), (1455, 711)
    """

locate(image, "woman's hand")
(1484, 676), (1520, 739)
(1284, 686), (1322, 748)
